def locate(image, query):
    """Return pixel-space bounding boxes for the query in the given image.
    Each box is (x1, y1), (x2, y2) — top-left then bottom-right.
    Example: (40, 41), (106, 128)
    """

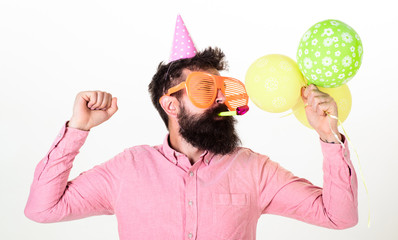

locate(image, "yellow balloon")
(245, 54), (306, 113)
(292, 84), (352, 129)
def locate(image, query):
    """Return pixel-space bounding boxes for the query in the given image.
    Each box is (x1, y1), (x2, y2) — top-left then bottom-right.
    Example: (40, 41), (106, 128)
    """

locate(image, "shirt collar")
(161, 134), (215, 165)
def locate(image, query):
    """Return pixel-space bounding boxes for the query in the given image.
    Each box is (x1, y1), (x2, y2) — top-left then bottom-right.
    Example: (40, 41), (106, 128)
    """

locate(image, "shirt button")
(188, 232), (193, 239)
(189, 171), (194, 177)
(188, 200), (193, 206)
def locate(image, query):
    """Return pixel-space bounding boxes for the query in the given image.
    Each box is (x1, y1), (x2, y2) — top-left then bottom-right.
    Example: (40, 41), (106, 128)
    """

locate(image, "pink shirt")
(25, 123), (358, 239)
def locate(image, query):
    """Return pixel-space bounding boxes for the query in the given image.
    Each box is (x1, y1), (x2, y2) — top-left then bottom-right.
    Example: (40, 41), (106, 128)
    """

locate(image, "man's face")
(176, 69), (240, 155)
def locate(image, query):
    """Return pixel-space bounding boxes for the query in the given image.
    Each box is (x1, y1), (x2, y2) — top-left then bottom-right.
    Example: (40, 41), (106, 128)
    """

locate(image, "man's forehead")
(181, 68), (220, 78)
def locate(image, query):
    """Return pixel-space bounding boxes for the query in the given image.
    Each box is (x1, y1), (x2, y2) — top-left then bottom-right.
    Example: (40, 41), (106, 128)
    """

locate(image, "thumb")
(107, 97), (118, 116)
(301, 86), (308, 105)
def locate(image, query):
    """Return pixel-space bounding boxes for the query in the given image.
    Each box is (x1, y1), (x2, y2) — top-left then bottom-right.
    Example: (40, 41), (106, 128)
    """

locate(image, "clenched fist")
(67, 91), (118, 131)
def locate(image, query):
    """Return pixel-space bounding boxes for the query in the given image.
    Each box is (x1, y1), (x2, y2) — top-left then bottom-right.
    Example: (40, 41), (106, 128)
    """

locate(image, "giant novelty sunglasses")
(161, 72), (249, 111)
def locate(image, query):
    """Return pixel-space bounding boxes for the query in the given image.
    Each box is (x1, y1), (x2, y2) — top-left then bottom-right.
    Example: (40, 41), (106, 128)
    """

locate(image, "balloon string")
(279, 110), (294, 118)
(326, 113), (371, 228)
(280, 105), (304, 118)
(280, 102), (307, 118)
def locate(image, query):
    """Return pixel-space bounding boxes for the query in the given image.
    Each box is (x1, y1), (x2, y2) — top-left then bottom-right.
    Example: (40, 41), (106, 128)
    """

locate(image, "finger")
(301, 86), (308, 104)
(91, 91), (104, 109)
(315, 101), (329, 116)
(106, 97), (118, 116)
(306, 86), (331, 107)
(302, 84), (317, 101)
(86, 92), (98, 109)
(309, 95), (330, 112)
(322, 100), (338, 116)
(304, 84), (318, 96)
(98, 92), (111, 110)
(308, 94), (332, 113)
(106, 93), (113, 110)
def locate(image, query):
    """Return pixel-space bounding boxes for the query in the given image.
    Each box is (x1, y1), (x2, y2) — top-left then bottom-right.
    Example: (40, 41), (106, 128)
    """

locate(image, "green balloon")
(297, 19), (363, 87)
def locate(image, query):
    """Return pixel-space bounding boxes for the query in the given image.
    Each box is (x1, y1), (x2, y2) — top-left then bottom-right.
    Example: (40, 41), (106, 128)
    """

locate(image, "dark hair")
(148, 47), (228, 129)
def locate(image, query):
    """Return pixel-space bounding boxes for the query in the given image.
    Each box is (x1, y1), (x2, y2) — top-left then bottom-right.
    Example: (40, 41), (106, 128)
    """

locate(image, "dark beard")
(177, 104), (241, 155)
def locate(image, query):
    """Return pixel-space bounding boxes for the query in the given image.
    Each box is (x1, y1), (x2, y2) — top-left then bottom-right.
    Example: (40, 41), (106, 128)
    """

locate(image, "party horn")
(218, 105), (249, 116)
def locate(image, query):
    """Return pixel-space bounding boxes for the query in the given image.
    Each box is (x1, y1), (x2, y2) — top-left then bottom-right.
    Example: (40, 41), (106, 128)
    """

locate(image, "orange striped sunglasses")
(161, 72), (248, 111)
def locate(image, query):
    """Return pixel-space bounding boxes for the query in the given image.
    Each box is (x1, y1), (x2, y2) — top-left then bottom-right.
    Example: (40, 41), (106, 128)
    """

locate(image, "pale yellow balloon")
(292, 84), (352, 129)
(245, 54), (306, 113)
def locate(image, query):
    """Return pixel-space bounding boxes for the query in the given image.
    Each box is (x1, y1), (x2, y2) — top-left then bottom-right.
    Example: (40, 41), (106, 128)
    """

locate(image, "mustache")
(207, 104), (229, 117)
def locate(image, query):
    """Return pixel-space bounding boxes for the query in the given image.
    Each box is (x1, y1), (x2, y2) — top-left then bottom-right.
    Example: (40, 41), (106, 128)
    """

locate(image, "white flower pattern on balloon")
(323, 38), (333, 47)
(342, 32), (353, 43)
(312, 39), (318, 45)
(272, 97), (287, 108)
(304, 58), (313, 69)
(315, 51), (321, 57)
(303, 30), (312, 41)
(358, 46), (363, 56)
(322, 57), (332, 66)
(325, 71), (332, 77)
(322, 28), (334, 37)
(335, 51), (341, 56)
(342, 56), (352, 67)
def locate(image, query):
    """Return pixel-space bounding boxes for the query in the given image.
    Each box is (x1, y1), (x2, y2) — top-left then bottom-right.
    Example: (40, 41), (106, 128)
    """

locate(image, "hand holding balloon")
(301, 84), (341, 142)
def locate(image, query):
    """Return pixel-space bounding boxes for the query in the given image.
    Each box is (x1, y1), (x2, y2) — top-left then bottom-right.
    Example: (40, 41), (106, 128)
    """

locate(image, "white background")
(1, 0), (397, 239)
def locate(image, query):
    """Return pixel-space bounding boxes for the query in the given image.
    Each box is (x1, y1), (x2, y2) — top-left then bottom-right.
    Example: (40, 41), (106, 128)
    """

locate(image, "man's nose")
(215, 89), (226, 104)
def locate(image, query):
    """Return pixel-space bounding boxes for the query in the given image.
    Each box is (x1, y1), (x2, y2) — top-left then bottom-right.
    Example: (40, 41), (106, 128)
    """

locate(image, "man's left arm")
(259, 85), (358, 228)
(301, 84), (359, 227)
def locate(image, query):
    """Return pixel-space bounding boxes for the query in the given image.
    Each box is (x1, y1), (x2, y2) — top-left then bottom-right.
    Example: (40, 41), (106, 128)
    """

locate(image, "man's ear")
(159, 95), (179, 118)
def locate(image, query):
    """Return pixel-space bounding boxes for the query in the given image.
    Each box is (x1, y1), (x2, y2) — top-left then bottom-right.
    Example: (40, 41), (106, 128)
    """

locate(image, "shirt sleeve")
(24, 123), (125, 223)
(259, 136), (358, 229)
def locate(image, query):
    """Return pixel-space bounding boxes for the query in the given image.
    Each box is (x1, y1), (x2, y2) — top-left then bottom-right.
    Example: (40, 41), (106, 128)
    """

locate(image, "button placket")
(186, 168), (198, 239)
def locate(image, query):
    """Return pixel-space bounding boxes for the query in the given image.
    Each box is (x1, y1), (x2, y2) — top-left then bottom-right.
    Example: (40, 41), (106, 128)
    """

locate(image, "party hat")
(169, 15), (197, 62)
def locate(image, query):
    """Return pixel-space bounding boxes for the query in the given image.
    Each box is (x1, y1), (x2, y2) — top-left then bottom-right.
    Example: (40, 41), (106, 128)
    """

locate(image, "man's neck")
(169, 131), (204, 165)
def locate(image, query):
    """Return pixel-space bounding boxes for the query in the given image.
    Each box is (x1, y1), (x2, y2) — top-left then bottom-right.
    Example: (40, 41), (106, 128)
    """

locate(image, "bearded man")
(25, 16), (358, 240)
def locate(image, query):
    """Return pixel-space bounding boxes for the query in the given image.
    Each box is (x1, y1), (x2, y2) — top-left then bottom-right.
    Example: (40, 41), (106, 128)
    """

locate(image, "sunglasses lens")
(224, 79), (248, 110)
(187, 74), (216, 108)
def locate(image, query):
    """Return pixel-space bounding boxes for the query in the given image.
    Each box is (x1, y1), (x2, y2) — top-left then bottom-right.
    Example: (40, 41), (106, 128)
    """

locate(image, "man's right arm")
(24, 91), (119, 222)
